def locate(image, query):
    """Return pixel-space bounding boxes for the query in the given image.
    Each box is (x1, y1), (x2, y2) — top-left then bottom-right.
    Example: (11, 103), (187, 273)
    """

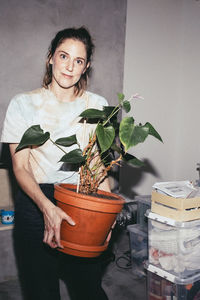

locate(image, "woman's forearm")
(9, 144), (53, 213)
(13, 163), (54, 213)
(98, 176), (111, 192)
(9, 143), (75, 248)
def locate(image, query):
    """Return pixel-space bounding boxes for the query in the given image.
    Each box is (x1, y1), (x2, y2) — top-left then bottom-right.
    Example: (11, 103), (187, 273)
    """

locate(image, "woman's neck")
(49, 83), (77, 102)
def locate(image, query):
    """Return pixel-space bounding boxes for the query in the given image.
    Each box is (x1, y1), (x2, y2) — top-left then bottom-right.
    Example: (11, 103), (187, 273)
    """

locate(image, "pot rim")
(54, 183), (125, 205)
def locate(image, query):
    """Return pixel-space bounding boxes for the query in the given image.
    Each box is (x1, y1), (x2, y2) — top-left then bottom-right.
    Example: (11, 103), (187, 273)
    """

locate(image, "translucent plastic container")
(127, 224), (148, 277)
(147, 210), (200, 280)
(135, 195), (151, 228)
(147, 264), (200, 299)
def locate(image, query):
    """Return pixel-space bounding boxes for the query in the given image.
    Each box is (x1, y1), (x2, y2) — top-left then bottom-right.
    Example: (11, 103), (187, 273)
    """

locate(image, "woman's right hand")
(9, 144), (76, 249)
(42, 202), (75, 248)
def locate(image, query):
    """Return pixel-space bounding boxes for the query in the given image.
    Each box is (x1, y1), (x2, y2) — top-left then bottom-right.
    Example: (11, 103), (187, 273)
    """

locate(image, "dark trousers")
(13, 184), (108, 300)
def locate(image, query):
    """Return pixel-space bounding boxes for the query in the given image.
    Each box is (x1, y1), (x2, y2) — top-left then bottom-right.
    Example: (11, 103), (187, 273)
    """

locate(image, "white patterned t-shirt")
(1, 88), (108, 184)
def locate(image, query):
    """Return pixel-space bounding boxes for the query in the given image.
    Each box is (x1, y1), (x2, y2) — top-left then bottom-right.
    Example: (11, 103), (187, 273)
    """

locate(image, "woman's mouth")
(62, 73), (73, 78)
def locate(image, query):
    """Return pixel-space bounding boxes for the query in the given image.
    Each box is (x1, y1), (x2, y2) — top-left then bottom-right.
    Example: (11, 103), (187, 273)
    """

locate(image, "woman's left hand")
(106, 221), (116, 243)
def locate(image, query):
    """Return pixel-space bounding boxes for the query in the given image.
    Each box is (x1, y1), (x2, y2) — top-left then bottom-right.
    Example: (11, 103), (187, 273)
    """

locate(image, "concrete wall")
(0, 169), (13, 207)
(120, 0), (200, 197)
(0, 0), (127, 207)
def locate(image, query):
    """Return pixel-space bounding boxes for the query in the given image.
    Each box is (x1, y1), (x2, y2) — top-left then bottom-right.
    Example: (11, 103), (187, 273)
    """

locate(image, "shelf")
(0, 224), (14, 231)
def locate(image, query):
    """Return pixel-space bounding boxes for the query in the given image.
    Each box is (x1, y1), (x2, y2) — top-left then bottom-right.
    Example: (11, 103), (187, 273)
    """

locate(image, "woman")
(1, 27), (110, 300)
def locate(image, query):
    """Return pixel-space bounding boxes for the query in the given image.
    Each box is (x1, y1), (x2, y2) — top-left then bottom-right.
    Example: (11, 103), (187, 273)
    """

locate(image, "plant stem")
(102, 105), (121, 127)
(50, 138), (67, 154)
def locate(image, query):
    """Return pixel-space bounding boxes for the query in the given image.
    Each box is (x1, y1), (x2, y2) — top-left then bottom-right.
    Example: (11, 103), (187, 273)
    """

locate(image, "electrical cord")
(115, 250), (132, 269)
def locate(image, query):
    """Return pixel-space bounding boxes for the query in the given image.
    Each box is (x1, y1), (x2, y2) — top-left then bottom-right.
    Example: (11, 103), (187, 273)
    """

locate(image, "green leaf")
(103, 106), (116, 118)
(118, 93), (125, 104)
(145, 122), (163, 143)
(96, 124), (115, 153)
(60, 149), (85, 163)
(122, 101), (131, 113)
(111, 143), (122, 154)
(128, 157), (145, 167)
(55, 135), (77, 147)
(119, 117), (149, 152)
(122, 153), (145, 167)
(16, 125), (50, 152)
(79, 109), (106, 119)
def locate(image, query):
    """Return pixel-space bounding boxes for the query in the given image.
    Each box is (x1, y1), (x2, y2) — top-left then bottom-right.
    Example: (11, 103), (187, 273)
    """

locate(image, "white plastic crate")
(147, 264), (200, 299)
(147, 210), (200, 280)
(127, 224), (148, 277)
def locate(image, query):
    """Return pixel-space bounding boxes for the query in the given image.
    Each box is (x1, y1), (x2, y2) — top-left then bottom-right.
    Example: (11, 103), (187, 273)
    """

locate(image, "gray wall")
(0, 0), (127, 205)
(0, 0), (127, 137)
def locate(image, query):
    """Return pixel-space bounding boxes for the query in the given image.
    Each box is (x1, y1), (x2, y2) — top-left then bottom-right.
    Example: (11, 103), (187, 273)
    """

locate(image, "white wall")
(120, 0), (200, 197)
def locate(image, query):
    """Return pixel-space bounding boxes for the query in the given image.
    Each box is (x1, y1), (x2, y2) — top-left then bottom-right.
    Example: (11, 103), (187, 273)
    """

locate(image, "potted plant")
(16, 93), (162, 257)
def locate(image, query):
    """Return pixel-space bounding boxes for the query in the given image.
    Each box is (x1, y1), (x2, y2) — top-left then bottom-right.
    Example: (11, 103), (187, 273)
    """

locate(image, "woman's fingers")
(46, 229), (55, 247)
(43, 206), (75, 248)
(106, 221), (116, 243)
(43, 227), (56, 247)
(43, 228), (48, 243)
(54, 211), (76, 248)
(111, 220), (116, 229)
(62, 212), (76, 226)
(106, 229), (112, 242)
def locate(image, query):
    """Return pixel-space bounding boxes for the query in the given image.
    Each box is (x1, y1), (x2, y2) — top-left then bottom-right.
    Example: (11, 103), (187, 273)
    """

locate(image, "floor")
(103, 227), (147, 300)
(0, 227), (147, 300)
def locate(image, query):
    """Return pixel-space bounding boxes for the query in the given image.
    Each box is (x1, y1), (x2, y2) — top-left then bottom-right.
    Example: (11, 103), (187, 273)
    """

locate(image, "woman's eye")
(76, 59), (83, 65)
(60, 54), (67, 59)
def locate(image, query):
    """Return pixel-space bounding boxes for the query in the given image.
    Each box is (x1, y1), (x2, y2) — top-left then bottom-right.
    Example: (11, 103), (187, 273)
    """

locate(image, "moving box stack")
(147, 181), (200, 299)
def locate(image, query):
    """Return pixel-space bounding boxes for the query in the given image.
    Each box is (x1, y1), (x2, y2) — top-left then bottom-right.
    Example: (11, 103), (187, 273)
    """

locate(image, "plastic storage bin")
(127, 224), (148, 277)
(135, 195), (151, 228)
(147, 264), (200, 299)
(147, 210), (200, 280)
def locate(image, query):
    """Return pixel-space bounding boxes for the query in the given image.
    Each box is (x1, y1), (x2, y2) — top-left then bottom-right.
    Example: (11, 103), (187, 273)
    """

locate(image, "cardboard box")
(151, 190), (200, 221)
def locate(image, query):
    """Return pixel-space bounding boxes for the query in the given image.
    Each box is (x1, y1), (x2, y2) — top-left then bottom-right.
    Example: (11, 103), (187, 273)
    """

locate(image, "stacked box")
(147, 210), (200, 280)
(127, 224), (148, 277)
(135, 195), (151, 228)
(151, 190), (200, 221)
(147, 264), (200, 300)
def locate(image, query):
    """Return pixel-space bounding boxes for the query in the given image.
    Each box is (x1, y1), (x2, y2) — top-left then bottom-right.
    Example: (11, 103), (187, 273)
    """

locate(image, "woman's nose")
(66, 59), (73, 72)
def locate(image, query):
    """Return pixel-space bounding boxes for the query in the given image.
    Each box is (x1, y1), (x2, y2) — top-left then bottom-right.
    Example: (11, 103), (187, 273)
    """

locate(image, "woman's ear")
(47, 51), (53, 65)
(83, 62), (90, 74)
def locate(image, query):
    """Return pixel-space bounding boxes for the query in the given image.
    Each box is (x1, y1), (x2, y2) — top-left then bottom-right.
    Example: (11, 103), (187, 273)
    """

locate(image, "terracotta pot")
(54, 184), (125, 257)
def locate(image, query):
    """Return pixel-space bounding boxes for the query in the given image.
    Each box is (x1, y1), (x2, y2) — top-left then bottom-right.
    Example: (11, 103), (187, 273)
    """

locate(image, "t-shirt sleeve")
(1, 94), (29, 143)
(98, 96), (108, 108)
(91, 94), (109, 110)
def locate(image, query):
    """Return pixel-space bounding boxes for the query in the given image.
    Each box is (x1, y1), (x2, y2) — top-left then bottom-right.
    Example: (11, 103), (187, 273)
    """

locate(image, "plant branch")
(50, 138), (67, 154)
(103, 105), (121, 127)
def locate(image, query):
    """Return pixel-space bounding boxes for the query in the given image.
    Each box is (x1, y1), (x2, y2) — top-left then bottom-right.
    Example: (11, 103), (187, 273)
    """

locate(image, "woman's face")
(50, 38), (89, 91)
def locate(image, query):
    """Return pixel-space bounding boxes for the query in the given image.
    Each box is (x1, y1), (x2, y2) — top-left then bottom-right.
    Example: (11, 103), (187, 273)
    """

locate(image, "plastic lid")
(145, 209), (200, 228)
(146, 263), (200, 285)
